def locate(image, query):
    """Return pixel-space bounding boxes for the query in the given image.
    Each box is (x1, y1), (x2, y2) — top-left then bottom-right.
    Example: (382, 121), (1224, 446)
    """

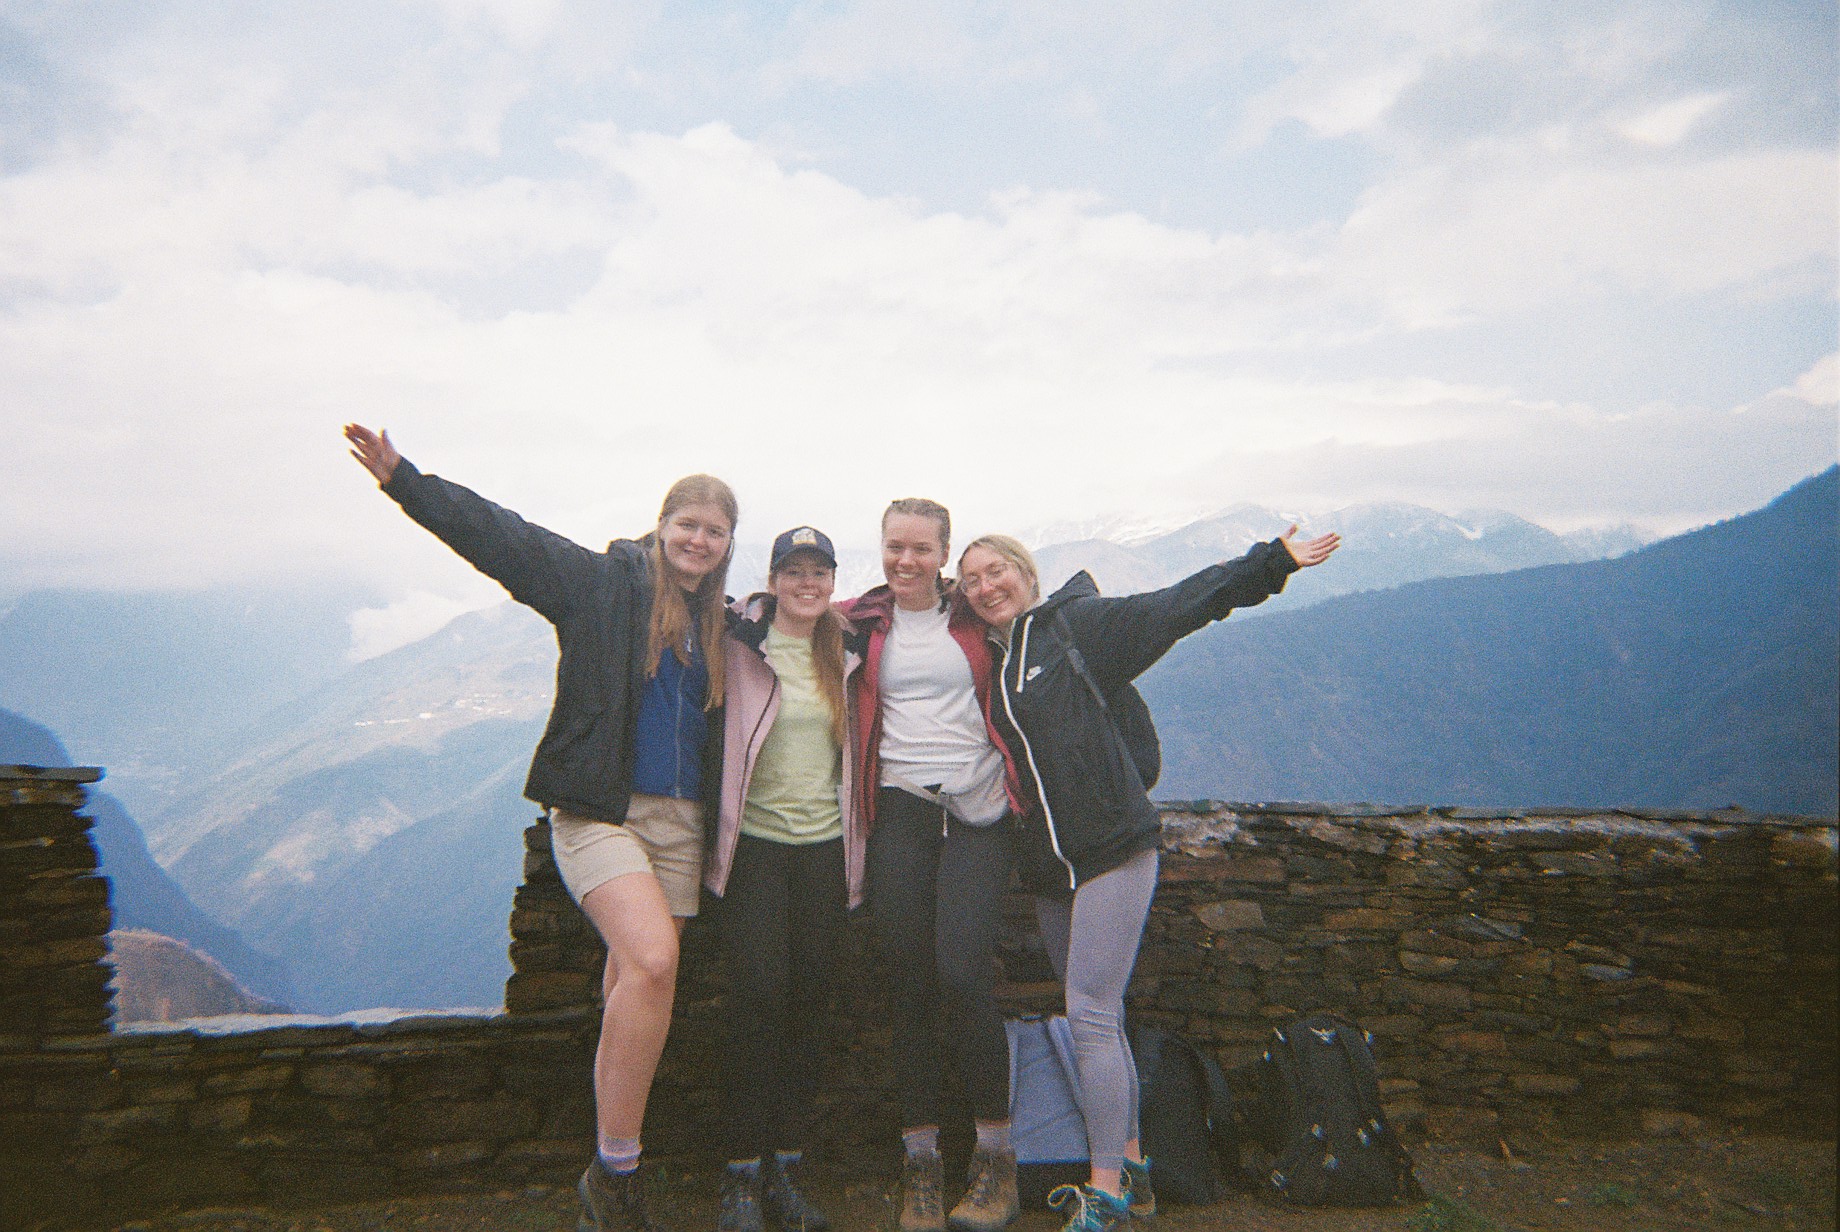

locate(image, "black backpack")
(1251, 1013), (1423, 1206)
(1051, 610), (1161, 789)
(1128, 1022), (1241, 1204)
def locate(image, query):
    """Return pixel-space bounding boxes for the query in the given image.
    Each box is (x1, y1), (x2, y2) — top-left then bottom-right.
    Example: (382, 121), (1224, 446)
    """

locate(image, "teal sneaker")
(1047, 1184), (1130, 1232)
(1121, 1158), (1155, 1219)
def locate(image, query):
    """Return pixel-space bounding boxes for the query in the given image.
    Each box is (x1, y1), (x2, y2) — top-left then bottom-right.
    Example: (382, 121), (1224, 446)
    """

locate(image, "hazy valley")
(3, 482), (1831, 1015)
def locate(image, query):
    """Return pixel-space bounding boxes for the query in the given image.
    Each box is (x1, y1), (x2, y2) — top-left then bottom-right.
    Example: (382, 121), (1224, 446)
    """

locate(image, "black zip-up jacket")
(382, 459), (723, 823)
(988, 539), (1299, 894)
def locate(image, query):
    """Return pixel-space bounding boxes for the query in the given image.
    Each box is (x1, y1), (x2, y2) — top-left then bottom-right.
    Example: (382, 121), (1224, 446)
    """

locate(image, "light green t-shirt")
(740, 625), (844, 844)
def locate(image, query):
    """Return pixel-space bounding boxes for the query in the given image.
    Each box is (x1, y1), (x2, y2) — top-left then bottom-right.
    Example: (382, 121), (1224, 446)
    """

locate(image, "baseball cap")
(770, 525), (837, 570)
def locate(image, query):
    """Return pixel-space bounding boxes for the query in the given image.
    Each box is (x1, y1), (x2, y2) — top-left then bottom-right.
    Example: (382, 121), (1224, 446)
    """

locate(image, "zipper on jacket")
(1014, 614), (1033, 692)
(745, 675), (780, 792)
(672, 635), (688, 795)
(998, 612), (1078, 891)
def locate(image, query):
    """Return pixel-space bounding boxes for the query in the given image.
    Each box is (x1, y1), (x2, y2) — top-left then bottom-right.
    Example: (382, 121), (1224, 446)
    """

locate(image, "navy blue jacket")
(382, 459), (723, 822)
(989, 539), (1298, 893)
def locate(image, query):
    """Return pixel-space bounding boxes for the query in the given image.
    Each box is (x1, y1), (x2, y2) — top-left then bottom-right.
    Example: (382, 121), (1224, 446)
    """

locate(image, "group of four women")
(342, 424), (1340, 1232)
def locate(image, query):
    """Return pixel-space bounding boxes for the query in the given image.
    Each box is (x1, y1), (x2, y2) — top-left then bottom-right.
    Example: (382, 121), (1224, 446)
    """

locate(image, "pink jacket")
(703, 599), (868, 908)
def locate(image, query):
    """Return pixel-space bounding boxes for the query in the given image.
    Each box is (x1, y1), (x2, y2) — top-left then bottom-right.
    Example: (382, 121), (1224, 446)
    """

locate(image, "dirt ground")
(115, 1135), (1835, 1232)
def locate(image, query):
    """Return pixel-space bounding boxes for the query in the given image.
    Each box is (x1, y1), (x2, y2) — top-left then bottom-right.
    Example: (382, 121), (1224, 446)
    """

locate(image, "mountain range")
(0, 582), (379, 823)
(1033, 504), (1650, 613)
(0, 709), (294, 1006)
(3, 484), (1826, 1013)
(1140, 467), (1838, 815)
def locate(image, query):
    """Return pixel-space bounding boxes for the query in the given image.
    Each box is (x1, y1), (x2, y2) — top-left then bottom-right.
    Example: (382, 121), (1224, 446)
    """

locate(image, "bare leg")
(580, 869), (685, 1142)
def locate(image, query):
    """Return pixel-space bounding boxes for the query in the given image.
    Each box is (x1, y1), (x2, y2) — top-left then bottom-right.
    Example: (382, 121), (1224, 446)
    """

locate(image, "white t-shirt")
(878, 602), (1006, 819)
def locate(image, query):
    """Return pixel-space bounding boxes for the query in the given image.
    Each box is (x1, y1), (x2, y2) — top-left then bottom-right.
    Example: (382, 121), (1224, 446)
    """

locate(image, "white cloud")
(348, 590), (493, 660)
(1778, 353), (1839, 408)
(1615, 91), (1729, 146)
(1334, 147), (1836, 323)
(0, 1), (1832, 604)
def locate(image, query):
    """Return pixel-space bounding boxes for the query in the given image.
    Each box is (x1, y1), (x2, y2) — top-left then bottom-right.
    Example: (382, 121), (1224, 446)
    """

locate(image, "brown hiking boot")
(580, 1157), (663, 1232)
(948, 1145), (1019, 1232)
(899, 1149), (946, 1232)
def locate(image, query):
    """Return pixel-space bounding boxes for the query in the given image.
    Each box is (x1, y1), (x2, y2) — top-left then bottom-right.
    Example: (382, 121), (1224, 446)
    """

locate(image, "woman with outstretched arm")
(345, 424), (736, 1232)
(955, 526), (1340, 1232)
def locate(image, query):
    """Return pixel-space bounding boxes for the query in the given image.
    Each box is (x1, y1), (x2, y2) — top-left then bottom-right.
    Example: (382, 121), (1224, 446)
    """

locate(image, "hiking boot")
(1046, 1183), (1130, 1232)
(762, 1155), (829, 1232)
(579, 1158), (662, 1232)
(718, 1164), (764, 1232)
(947, 1146), (1019, 1232)
(899, 1149), (946, 1232)
(1121, 1158), (1155, 1219)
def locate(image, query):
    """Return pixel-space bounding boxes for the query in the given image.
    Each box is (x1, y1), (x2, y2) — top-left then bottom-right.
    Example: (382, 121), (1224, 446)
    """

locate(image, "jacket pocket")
(544, 700), (605, 768)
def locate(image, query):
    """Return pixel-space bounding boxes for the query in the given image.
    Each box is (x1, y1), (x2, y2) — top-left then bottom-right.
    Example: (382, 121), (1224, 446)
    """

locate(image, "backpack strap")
(1052, 609), (1110, 714)
(1329, 1023), (1425, 1202)
(1188, 1038), (1241, 1186)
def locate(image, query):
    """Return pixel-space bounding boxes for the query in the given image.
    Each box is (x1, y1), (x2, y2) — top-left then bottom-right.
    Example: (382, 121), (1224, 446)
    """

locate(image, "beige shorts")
(550, 795), (705, 918)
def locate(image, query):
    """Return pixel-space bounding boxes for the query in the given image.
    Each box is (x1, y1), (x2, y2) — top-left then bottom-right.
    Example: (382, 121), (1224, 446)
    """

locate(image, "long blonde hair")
(768, 559), (850, 748)
(646, 474), (738, 710)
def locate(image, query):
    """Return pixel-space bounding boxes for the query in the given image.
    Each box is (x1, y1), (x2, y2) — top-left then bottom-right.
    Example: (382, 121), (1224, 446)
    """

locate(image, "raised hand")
(1279, 524), (1341, 568)
(343, 423), (401, 484)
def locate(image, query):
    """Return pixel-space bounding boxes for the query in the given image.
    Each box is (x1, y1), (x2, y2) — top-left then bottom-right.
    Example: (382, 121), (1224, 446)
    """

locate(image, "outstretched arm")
(339, 423), (596, 622)
(1062, 528), (1340, 692)
(344, 423), (401, 484)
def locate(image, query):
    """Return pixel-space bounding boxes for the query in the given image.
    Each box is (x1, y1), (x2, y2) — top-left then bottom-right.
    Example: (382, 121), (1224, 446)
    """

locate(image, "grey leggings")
(1034, 846), (1159, 1174)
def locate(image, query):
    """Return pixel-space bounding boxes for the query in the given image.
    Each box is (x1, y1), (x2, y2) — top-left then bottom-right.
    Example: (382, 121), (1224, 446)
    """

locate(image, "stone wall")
(1126, 803), (1838, 1143)
(515, 802), (1839, 1148)
(2, 767), (1834, 1229)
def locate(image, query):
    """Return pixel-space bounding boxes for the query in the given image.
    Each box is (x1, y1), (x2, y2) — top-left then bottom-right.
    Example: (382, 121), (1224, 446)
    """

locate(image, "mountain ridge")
(1140, 466), (1838, 815)
(0, 709), (294, 1005)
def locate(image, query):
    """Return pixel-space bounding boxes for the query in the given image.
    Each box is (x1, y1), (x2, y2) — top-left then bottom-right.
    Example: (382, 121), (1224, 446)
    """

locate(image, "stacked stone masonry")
(2, 768), (1833, 1229)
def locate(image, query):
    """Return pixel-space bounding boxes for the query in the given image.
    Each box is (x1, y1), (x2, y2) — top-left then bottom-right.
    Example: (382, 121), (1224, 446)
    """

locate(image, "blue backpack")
(1008, 1016), (1238, 1207)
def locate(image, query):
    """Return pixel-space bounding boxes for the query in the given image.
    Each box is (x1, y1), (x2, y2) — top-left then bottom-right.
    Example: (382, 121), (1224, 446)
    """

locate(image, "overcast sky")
(3, 1), (1834, 635)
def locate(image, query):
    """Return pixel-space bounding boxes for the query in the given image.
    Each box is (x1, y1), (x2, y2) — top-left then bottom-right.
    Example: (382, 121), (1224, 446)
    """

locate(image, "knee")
(1065, 992), (1124, 1038)
(610, 937), (680, 999)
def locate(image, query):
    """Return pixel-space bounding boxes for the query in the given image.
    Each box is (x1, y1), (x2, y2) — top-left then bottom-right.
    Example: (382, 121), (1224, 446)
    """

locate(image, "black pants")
(719, 833), (849, 1160)
(865, 786), (1015, 1129)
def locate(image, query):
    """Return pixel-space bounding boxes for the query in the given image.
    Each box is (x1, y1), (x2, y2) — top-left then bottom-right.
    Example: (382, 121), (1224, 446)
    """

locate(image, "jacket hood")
(732, 593), (773, 651)
(1023, 568), (1099, 622)
(842, 584), (896, 631)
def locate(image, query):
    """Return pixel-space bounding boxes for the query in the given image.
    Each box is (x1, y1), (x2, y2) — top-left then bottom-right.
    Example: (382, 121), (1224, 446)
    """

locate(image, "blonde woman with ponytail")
(702, 525), (866, 1232)
(344, 424), (737, 1232)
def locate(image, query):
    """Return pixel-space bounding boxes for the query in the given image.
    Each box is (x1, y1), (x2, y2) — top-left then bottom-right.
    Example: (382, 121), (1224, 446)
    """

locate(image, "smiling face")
(958, 544), (1037, 628)
(770, 552), (836, 631)
(882, 511), (947, 610)
(659, 501), (734, 588)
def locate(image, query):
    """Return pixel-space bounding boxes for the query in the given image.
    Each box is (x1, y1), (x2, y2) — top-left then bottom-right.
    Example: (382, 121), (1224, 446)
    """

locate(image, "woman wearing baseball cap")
(702, 525), (866, 1232)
